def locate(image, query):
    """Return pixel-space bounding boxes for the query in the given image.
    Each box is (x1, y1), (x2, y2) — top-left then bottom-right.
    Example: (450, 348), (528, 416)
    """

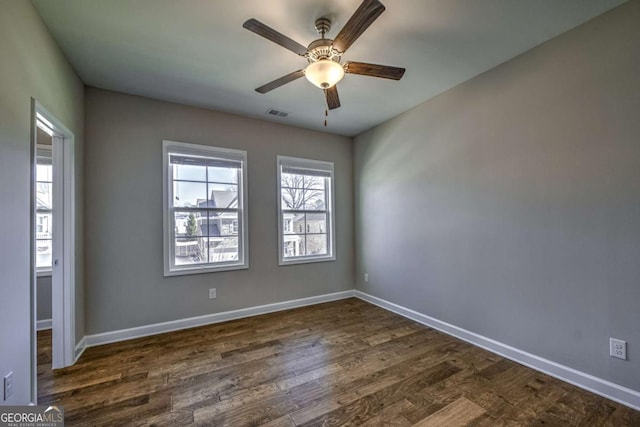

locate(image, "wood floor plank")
(36, 298), (639, 426)
(413, 397), (486, 427)
(359, 399), (414, 427)
(65, 391), (172, 427)
(134, 409), (194, 427)
(257, 414), (297, 427)
(289, 357), (462, 425)
(604, 405), (640, 426)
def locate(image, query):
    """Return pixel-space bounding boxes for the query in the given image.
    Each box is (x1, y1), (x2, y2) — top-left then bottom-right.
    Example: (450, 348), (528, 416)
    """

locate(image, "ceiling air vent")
(266, 108), (290, 118)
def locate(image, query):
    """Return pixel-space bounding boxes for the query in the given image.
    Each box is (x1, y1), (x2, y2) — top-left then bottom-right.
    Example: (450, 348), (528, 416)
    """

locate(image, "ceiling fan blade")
(255, 70), (305, 94)
(344, 61), (405, 80)
(332, 0), (385, 53)
(324, 86), (341, 110)
(243, 19), (308, 56)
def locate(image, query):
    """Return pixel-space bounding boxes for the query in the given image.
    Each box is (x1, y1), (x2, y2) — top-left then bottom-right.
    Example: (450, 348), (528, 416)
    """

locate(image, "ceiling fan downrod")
(314, 17), (331, 39)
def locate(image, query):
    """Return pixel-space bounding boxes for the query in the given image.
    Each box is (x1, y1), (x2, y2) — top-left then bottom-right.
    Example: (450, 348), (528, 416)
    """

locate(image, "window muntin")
(36, 153), (53, 271)
(277, 156), (335, 265)
(163, 141), (248, 275)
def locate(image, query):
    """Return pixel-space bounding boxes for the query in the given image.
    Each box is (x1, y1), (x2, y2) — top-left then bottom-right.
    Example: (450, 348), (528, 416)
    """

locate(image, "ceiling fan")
(243, 0), (406, 111)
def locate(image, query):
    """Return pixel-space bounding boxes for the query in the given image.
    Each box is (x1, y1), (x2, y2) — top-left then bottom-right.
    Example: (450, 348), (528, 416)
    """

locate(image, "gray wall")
(84, 88), (353, 334)
(0, 1), (84, 404)
(37, 277), (52, 322)
(354, 2), (639, 392)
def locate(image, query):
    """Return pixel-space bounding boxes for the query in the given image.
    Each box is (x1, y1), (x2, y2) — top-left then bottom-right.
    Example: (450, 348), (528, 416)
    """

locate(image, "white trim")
(276, 155), (336, 266)
(37, 319), (52, 331)
(354, 291), (640, 411)
(84, 290), (355, 347)
(162, 140), (249, 276)
(36, 113), (55, 135)
(30, 100), (38, 405)
(74, 336), (87, 364)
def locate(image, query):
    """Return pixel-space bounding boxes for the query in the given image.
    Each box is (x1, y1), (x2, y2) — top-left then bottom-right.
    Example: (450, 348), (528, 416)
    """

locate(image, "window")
(277, 156), (335, 265)
(36, 149), (53, 273)
(163, 140), (248, 276)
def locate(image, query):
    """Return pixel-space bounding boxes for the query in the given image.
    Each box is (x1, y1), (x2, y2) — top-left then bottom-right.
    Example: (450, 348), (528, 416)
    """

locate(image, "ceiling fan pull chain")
(324, 108), (328, 127)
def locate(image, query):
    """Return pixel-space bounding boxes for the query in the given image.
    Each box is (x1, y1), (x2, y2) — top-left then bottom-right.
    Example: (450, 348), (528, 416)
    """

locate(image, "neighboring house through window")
(277, 155), (335, 265)
(163, 140), (248, 276)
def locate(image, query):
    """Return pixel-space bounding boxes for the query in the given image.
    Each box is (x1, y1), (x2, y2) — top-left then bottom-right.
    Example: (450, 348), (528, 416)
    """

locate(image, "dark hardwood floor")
(37, 298), (639, 426)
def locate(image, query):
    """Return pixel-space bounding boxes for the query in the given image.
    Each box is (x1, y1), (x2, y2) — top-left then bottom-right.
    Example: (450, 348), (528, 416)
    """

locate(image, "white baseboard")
(354, 291), (640, 411)
(36, 319), (52, 331)
(74, 336), (86, 364)
(84, 290), (355, 348)
(73, 288), (639, 411)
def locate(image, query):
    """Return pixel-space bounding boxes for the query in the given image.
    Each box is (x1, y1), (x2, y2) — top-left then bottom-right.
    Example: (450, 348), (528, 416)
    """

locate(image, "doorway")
(31, 100), (77, 404)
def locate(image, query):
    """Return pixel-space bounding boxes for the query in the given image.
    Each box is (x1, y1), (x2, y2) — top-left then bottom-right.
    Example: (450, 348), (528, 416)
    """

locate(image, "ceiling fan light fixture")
(304, 59), (344, 89)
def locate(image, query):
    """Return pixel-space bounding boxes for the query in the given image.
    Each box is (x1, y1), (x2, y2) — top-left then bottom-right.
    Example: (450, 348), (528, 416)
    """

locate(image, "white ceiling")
(33, 0), (625, 136)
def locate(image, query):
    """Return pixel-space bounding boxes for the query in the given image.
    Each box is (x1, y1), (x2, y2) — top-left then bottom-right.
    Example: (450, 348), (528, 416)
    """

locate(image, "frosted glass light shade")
(305, 59), (344, 89)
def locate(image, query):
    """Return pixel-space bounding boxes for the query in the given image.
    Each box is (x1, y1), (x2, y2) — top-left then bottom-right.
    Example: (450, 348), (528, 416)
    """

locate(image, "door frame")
(30, 99), (77, 403)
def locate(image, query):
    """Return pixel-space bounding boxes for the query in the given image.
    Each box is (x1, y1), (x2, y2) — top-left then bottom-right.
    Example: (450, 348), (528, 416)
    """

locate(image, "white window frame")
(163, 140), (249, 276)
(35, 145), (53, 277)
(277, 155), (336, 266)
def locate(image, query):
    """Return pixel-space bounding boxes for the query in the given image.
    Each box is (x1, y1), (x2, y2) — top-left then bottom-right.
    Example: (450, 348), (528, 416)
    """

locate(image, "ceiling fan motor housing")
(306, 39), (342, 63)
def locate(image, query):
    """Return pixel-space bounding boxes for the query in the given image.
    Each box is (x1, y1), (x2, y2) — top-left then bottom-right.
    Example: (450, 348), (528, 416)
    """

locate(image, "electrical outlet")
(364, 273), (369, 283)
(4, 371), (13, 400)
(209, 288), (217, 299)
(610, 338), (627, 360)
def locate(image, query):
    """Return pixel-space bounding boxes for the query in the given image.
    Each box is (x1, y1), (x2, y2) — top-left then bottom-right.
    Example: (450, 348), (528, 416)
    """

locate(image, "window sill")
(164, 262), (249, 277)
(37, 269), (52, 278)
(279, 255), (335, 266)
